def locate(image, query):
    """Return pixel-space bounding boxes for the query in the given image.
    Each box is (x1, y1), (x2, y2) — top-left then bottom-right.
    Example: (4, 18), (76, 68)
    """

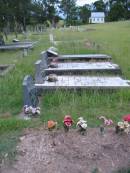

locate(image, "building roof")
(91, 12), (105, 18)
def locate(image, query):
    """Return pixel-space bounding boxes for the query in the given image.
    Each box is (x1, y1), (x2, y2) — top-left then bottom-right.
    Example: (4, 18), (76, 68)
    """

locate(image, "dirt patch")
(1, 128), (130, 173)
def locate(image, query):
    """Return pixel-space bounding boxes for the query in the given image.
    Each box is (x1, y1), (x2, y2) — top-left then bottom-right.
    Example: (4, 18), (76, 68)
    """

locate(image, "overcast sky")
(77, 0), (97, 6)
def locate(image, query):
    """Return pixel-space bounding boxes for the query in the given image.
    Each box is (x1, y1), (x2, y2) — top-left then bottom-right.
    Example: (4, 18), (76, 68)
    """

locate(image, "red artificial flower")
(64, 115), (73, 127)
(123, 114), (130, 122)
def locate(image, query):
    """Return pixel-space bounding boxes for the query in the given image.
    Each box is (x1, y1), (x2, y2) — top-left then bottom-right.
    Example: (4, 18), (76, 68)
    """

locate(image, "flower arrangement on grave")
(47, 74), (58, 82)
(99, 116), (113, 126)
(49, 58), (58, 68)
(47, 120), (57, 131)
(24, 105), (40, 116)
(99, 116), (113, 135)
(76, 117), (87, 135)
(123, 114), (130, 122)
(115, 121), (130, 134)
(63, 115), (73, 132)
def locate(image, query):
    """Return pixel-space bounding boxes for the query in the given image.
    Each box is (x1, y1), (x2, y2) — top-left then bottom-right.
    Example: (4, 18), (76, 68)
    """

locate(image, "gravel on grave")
(1, 128), (130, 173)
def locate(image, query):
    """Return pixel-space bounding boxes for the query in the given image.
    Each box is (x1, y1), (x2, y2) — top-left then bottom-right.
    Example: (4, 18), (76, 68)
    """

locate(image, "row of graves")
(23, 47), (130, 110)
(0, 37), (37, 77)
(0, 35), (37, 56)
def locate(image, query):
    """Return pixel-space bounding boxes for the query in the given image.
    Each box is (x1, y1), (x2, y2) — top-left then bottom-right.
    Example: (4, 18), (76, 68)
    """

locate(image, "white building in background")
(89, 12), (105, 24)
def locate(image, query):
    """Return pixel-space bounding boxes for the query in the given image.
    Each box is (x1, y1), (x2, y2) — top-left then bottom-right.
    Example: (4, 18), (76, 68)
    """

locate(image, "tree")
(60, 0), (77, 25)
(108, 2), (125, 21)
(78, 4), (91, 24)
(0, 0), (32, 33)
(93, 0), (105, 12)
(31, 0), (59, 27)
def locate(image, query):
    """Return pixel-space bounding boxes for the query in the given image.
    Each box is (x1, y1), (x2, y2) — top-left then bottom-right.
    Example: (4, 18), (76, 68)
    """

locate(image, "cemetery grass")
(41, 21), (130, 125)
(0, 21), (130, 163)
(0, 22), (130, 124)
(0, 22), (130, 155)
(0, 21), (130, 123)
(0, 32), (50, 162)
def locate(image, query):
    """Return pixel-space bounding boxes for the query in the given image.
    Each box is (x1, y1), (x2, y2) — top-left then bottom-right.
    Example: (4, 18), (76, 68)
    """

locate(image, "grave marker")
(35, 60), (46, 83)
(23, 75), (39, 107)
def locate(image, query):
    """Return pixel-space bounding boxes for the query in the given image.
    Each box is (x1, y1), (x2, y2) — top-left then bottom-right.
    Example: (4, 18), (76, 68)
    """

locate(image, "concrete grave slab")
(48, 54), (111, 62)
(0, 43), (33, 50)
(46, 62), (121, 75)
(35, 76), (130, 90)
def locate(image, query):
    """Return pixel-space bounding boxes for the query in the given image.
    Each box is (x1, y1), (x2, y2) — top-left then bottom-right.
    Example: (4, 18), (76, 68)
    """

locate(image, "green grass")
(0, 131), (21, 163)
(1, 21), (130, 121)
(41, 89), (130, 127)
(0, 118), (42, 162)
(40, 21), (130, 125)
(0, 21), (130, 167)
(0, 32), (51, 115)
(0, 119), (30, 163)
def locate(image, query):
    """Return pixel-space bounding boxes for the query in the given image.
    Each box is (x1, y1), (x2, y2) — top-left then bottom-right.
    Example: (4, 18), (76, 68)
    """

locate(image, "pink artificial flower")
(104, 119), (113, 126)
(123, 114), (130, 122)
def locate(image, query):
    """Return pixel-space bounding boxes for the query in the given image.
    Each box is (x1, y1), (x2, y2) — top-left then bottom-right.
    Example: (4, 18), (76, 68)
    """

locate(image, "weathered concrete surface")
(12, 41), (37, 45)
(35, 76), (130, 90)
(0, 43), (33, 50)
(46, 62), (121, 75)
(60, 54), (111, 59)
(48, 54), (111, 61)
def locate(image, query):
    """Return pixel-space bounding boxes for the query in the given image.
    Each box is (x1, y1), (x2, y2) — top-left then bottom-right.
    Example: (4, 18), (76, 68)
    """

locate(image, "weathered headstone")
(35, 60), (46, 83)
(47, 47), (58, 57)
(40, 51), (48, 68)
(23, 75), (39, 107)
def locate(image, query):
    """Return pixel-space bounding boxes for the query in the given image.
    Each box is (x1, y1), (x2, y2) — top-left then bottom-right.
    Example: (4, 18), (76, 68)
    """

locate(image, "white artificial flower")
(118, 122), (124, 129)
(31, 107), (36, 114)
(124, 128), (129, 134)
(36, 110), (40, 115)
(77, 117), (87, 130)
(124, 121), (130, 128)
(81, 123), (87, 129)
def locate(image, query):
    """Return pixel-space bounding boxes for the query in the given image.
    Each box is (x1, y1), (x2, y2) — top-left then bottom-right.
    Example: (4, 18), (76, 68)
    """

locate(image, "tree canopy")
(0, 0), (130, 35)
